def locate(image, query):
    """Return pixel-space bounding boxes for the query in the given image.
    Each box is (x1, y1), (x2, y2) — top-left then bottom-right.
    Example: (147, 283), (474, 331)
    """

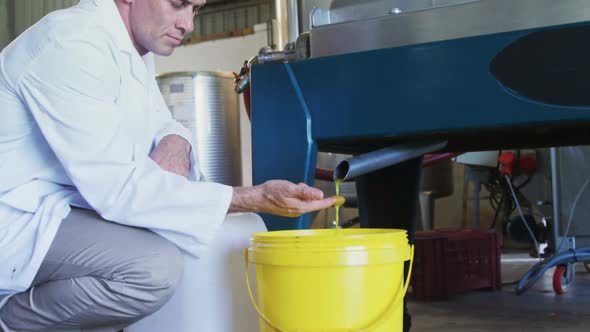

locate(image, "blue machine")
(250, 0), (590, 231)
(240, 1), (590, 328)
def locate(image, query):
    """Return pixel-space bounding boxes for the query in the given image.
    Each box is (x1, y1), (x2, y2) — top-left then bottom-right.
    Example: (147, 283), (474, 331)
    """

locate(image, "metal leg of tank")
(356, 157), (423, 332)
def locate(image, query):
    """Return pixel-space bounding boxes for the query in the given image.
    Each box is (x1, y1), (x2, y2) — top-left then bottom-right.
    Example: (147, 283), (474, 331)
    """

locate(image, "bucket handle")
(245, 245), (414, 332)
(244, 249), (285, 332)
(358, 244), (414, 332)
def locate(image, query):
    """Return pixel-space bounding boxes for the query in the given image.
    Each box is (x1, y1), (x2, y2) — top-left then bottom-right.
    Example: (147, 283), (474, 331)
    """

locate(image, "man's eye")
(171, 1), (183, 8)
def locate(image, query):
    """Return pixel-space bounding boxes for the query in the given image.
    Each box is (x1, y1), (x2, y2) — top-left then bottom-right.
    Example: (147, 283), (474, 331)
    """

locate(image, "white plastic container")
(126, 213), (267, 332)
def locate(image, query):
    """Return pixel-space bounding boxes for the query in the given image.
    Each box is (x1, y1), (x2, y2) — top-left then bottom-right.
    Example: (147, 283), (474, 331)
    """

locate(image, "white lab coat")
(0, 0), (233, 295)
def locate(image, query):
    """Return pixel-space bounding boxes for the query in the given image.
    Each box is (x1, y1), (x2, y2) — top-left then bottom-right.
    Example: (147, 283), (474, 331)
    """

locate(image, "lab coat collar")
(88, 0), (150, 86)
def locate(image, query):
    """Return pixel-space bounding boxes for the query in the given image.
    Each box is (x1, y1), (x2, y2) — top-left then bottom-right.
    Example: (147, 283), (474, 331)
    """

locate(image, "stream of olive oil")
(334, 179), (342, 229)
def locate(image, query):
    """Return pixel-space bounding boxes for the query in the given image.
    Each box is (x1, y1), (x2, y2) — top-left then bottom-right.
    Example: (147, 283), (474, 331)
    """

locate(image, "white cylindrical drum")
(127, 213), (267, 332)
(157, 71), (242, 186)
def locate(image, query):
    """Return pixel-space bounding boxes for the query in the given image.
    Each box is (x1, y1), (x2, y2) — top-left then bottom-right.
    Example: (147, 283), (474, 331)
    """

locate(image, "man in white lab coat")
(0, 0), (338, 331)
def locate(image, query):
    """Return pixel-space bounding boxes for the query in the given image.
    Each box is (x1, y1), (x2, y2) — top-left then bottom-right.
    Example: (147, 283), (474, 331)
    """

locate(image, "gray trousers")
(0, 208), (184, 332)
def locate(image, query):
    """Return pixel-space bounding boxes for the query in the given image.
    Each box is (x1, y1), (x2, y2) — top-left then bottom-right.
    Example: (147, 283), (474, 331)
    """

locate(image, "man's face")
(129, 0), (205, 56)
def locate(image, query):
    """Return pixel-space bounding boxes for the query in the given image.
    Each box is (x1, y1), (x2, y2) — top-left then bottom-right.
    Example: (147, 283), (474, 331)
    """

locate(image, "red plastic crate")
(410, 229), (501, 301)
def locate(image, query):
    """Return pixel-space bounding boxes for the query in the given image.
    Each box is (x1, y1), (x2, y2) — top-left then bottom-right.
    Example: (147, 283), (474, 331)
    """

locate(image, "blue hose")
(515, 247), (590, 295)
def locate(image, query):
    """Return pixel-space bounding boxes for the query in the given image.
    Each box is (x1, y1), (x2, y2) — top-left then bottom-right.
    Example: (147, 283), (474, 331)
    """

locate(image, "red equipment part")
(233, 64), (252, 120)
(519, 152), (537, 173)
(552, 265), (569, 295)
(499, 151), (516, 177)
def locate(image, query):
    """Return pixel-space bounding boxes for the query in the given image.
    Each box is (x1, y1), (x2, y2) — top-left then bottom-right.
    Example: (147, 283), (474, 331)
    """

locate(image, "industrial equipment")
(515, 147), (590, 295)
(236, 0), (590, 329)
(239, 0), (590, 230)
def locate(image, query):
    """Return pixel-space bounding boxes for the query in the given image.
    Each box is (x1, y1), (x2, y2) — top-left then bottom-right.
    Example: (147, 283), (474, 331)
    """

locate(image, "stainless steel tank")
(418, 159), (454, 230)
(157, 71), (242, 186)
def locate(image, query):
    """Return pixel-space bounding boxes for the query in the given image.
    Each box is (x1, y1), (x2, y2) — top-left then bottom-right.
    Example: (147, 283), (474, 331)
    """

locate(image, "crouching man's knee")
(118, 236), (184, 318)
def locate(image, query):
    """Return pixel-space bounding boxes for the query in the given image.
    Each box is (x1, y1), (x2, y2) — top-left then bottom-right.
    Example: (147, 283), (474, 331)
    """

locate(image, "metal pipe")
(550, 147), (561, 249)
(258, 51), (287, 64)
(286, 0), (300, 43)
(473, 178), (481, 229)
(419, 191), (434, 231)
(333, 140), (447, 181)
(274, 0), (300, 49)
(234, 74), (250, 94)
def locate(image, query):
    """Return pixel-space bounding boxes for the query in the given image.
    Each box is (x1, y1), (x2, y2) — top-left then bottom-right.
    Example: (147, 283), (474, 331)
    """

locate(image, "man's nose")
(176, 7), (195, 35)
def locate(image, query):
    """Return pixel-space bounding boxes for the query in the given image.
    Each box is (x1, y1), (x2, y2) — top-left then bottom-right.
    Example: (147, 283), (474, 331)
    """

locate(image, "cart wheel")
(553, 265), (569, 295)
(584, 262), (590, 273)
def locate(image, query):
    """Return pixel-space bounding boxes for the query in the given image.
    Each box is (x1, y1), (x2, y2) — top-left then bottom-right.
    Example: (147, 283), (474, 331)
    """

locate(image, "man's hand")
(149, 135), (191, 178)
(229, 180), (340, 217)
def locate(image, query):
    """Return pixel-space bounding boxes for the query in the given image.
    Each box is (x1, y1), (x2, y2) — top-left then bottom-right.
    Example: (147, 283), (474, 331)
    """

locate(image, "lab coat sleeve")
(15, 37), (233, 257)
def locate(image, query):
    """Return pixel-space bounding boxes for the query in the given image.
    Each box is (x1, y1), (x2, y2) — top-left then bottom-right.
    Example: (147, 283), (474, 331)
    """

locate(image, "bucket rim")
(248, 228), (411, 266)
(251, 228), (408, 241)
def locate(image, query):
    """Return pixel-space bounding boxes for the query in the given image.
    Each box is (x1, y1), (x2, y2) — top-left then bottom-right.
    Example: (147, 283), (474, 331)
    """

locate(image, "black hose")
(515, 247), (590, 295)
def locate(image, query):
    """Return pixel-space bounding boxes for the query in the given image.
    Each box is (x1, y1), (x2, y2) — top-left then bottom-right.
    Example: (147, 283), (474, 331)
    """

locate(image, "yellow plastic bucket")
(245, 228), (414, 332)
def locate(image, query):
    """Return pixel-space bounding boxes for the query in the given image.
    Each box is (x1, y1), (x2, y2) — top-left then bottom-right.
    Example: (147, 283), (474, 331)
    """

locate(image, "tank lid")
(156, 71), (234, 80)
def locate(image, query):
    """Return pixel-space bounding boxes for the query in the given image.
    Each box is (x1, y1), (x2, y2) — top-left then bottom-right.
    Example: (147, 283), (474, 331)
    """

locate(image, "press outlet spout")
(333, 140), (448, 182)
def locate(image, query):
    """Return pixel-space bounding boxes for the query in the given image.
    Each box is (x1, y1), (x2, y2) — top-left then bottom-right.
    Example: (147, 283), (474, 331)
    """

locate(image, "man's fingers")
(307, 187), (324, 200)
(262, 180), (335, 217)
(296, 183), (324, 200)
(298, 197), (339, 214)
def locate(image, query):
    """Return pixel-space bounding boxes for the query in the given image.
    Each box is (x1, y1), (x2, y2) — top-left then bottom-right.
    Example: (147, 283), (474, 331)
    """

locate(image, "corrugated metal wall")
(0, 0), (13, 49)
(191, 0), (275, 42)
(1, 0), (275, 49)
(13, 0), (79, 36)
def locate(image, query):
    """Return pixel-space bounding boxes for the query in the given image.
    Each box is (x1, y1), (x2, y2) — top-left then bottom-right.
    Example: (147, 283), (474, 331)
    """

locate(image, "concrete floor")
(409, 253), (590, 332)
